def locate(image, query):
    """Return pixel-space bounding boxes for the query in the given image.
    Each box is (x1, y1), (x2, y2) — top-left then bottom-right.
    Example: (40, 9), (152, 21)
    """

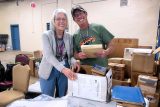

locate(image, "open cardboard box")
(131, 47), (160, 73)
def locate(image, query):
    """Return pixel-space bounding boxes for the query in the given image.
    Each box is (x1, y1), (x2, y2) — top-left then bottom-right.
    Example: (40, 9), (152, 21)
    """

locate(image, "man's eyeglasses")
(73, 11), (85, 18)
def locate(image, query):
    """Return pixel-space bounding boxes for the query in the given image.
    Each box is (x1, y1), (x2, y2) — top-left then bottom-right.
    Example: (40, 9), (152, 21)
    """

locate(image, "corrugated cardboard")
(117, 102), (143, 107)
(131, 71), (154, 86)
(143, 92), (159, 107)
(112, 79), (131, 87)
(33, 50), (42, 59)
(108, 63), (125, 80)
(123, 48), (136, 59)
(108, 58), (123, 64)
(131, 53), (155, 73)
(122, 59), (131, 78)
(29, 58), (35, 76)
(80, 65), (92, 74)
(138, 75), (158, 94)
(108, 38), (138, 58)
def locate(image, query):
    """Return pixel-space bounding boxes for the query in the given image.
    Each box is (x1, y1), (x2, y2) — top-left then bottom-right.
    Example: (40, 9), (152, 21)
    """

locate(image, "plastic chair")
(0, 64), (30, 107)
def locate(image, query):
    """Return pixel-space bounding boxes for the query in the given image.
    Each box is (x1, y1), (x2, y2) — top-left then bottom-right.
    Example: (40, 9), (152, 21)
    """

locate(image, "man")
(71, 5), (114, 70)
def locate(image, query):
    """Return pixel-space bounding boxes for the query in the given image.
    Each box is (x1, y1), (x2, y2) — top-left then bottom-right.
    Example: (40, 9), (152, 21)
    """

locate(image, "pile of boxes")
(107, 38), (160, 107)
(108, 58), (131, 86)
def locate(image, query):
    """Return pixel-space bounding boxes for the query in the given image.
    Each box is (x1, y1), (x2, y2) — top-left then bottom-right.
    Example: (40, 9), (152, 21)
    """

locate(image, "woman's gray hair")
(51, 8), (68, 31)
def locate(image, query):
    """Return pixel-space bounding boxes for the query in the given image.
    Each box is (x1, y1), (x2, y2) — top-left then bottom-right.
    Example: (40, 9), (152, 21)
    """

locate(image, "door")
(10, 24), (21, 50)
(46, 22), (50, 30)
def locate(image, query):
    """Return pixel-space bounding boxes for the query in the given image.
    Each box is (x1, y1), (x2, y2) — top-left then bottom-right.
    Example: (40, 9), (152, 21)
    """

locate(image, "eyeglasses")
(55, 18), (66, 21)
(73, 11), (85, 18)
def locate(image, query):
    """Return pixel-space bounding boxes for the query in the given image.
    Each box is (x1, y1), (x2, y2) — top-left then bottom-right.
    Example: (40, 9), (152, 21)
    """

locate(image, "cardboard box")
(138, 45), (152, 49)
(131, 71), (154, 86)
(122, 59), (131, 78)
(112, 79), (131, 87)
(138, 75), (158, 94)
(28, 58), (41, 78)
(81, 44), (103, 58)
(68, 69), (112, 102)
(108, 58), (132, 78)
(117, 102), (143, 107)
(108, 38), (138, 58)
(29, 58), (35, 76)
(132, 53), (155, 73)
(80, 65), (92, 74)
(143, 92), (159, 107)
(124, 48), (152, 60)
(108, 63), (125, 80)
(123, 48), (136, 59)
(108, 57), (123, 64)
(34, 50), (42, 59)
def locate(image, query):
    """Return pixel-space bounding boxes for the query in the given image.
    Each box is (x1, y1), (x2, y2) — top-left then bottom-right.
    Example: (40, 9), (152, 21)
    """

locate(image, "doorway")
(10, 24), (21, 50)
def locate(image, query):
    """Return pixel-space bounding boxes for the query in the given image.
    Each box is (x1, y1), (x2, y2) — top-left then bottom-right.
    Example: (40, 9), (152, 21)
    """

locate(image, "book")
(81, 44), (103, 58)
(91, 64), (107, 76)
(111, 86), (146, 106)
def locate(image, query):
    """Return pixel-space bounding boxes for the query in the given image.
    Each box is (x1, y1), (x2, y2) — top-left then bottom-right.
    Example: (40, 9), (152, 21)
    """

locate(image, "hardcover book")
(91, 64), (107, 76)
(112, 86), (146, 106)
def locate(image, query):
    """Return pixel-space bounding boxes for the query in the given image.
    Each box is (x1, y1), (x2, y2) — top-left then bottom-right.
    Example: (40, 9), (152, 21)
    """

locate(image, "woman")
(38, 8), (80, 97)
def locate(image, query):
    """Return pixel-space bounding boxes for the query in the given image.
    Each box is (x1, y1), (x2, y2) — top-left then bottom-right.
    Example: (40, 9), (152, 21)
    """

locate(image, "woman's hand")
(61, 68), (77, 80)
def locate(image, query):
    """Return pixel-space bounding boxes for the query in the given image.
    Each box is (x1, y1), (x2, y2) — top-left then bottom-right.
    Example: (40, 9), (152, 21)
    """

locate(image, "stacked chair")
(0, 64), (30, 107)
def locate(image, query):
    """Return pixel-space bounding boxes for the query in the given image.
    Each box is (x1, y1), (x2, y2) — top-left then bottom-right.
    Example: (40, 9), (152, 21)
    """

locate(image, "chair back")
(12, 64), (30, 93)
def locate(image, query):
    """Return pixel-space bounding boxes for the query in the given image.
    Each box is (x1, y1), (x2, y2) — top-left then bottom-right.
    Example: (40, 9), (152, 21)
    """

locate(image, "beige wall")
(0, 0), (160, 52)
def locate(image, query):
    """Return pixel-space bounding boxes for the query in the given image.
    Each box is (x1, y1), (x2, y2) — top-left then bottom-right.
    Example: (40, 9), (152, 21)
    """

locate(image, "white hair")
(51, 8), (68, 31)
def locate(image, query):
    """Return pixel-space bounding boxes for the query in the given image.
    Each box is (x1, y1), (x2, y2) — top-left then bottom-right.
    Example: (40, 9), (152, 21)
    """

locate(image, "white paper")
(28, 81), (41, 93)
(7, 94), (67, 107)
(68, 96), (116, 107)
(7, 100), (67, 107)
(133, 49), (153, 54)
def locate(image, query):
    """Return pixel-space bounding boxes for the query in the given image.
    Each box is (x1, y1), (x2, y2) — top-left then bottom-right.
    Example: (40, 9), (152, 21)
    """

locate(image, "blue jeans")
(40, 61), (69, 97)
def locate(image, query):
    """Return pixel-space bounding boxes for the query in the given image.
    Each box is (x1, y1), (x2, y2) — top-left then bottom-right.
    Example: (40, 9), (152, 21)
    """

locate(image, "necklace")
(80, 26), (90, 45)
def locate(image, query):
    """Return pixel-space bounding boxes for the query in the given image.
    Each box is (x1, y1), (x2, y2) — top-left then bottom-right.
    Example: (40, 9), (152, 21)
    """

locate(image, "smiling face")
(73, 10), (88, 28)
(54, 12), (67, 32)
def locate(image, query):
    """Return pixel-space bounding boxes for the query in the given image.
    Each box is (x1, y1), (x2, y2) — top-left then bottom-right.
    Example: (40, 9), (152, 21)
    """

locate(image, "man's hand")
(95, 48), (112, 58)
(76, 52), (87, 59)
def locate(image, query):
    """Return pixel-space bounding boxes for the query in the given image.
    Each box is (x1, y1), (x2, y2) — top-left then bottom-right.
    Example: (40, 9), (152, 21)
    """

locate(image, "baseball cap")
(71, 5), (87, 17)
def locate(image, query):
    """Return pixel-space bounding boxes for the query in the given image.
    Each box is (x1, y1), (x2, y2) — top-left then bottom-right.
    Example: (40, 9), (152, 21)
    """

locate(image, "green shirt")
(73, 23), (114, 67)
